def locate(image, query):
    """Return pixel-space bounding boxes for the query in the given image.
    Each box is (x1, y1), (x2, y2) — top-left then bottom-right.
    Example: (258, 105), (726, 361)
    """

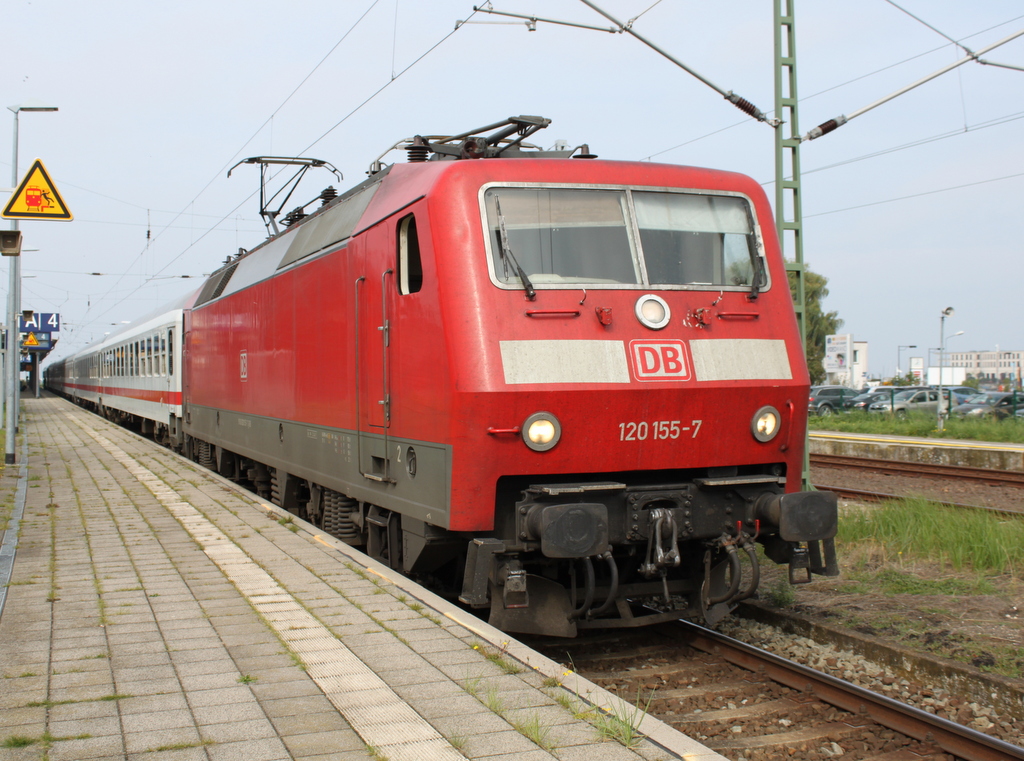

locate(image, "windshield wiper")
(750, 254), (765, 300)
(493, 195), (536, 300)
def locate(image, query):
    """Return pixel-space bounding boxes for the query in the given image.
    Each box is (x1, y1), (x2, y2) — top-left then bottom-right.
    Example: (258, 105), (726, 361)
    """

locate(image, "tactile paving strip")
(67, 413), (464, 761)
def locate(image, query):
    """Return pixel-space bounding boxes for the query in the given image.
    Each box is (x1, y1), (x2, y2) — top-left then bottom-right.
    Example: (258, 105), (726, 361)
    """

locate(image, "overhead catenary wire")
(61, 5), (476, 357)
(804, 170), (1024, 219)
(885, 0), (1024, 73)
(475, 1), (773, 124)
(802, 26), (1024, 141)
(67, 1), (383, 345)
(640, 12), (1024, 162)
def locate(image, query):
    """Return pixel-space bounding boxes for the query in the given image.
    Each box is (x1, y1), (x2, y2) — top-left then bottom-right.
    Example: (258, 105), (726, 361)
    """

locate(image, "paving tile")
(47, 734), (126, 760)
(269, 710), (352, 735)
(204, 737), (291, 761)
(247, 679), (325, 701)
(461, 728), (545, 756)
(191, 700), (268, 725)
(281, 729), (367, 756)
(48, 714), (122, 739)
(119, 692), (189, 715)
(124, 726), (202, 754)
(257, 694), (339, 718)
(198, 717), (278, 743)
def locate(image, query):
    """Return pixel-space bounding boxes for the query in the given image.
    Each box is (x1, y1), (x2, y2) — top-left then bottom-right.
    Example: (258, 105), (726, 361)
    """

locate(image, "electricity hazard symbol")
(22, 332), (39, 347)
(2, 159), (73, 220)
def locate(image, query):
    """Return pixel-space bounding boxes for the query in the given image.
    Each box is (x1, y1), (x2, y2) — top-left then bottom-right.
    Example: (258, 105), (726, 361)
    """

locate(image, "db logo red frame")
(629, 340), (691, 381)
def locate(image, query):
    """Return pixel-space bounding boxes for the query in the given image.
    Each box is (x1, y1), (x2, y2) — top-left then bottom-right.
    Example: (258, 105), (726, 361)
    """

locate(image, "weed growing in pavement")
(447, 733), (467, 751)
(152, 740), (215, 752)
(484, 684), (505, 715)
(237, 674), (257, 684)
(461, 672), (482, 697)
(2, 736), (36, 748)
(591, 685), (654, 749)
(469, 640), (524, 675)
(512, 712), (555, 751)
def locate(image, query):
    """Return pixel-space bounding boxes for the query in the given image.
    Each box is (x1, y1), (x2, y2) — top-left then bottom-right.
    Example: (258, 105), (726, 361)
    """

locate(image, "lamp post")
(937, 307), (956, 432)
(897, 344), (916, 382)
(6, 100), (58, 465)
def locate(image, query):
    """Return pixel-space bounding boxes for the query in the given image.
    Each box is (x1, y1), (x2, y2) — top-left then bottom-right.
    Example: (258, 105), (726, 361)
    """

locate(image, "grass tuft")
(839, 498), (1024, 576)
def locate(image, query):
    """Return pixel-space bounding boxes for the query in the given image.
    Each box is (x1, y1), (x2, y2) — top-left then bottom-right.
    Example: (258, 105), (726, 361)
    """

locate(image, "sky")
(3, 0), (1023, 380)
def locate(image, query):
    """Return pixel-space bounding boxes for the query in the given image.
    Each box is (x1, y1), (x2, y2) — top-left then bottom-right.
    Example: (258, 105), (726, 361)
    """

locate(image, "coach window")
(167, 329), (174, 376)
(397, 214), (422, 295)
(146, 338), (152, 376)
(160, 335), (167, 376)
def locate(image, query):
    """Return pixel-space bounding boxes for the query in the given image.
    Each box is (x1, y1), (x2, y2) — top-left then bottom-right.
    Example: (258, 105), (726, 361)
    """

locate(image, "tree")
(789, 265), (843, 385)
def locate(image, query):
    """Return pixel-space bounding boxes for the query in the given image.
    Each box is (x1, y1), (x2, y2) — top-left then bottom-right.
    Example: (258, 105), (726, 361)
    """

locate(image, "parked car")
(847, 389), (897, 412)
(869, 388), (939, 416)
(944, 386), (977, 406)
(951, 392), (1024, 420)
(808, 385), (860, 416)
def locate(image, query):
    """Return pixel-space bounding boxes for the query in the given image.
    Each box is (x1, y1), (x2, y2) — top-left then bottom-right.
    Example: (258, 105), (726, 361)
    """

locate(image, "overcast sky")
(4, 0), (1023, 379)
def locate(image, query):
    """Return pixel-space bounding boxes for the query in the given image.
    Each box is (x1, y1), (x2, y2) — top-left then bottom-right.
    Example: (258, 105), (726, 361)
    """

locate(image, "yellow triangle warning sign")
(2, 159), (72, 220)
(23, 332), (39, 347)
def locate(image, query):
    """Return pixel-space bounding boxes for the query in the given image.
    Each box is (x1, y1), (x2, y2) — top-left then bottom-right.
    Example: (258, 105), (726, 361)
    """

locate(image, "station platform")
(0, 395), (724, 761)
(810, 430), (1024, 471)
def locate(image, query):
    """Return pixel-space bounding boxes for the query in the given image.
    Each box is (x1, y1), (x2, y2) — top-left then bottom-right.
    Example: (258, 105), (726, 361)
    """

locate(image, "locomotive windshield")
(483, 186), (761, 290)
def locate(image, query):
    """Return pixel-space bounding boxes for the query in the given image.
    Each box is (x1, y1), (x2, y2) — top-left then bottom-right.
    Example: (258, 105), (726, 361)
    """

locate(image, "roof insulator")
(320, 186), (338, 206)
(406, 135), (430, 162)
(282, 208), (307, 226)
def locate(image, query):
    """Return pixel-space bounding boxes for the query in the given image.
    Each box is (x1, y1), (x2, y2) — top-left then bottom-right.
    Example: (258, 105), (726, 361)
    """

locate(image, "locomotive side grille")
(194, 262), (239, 307)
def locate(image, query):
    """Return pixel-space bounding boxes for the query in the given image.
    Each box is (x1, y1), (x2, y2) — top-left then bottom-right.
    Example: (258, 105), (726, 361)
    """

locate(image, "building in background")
(947, 350), (1023, 388)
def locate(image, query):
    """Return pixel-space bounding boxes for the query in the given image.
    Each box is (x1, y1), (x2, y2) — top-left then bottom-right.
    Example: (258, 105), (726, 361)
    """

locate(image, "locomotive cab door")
(354, 222), (394, 483)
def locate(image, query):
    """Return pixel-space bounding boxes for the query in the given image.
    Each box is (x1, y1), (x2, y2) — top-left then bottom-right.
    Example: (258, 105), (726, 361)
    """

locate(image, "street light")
(937, 307), (956, 432)
(6, 100), (58, 465)
(897, 344), (917, 381)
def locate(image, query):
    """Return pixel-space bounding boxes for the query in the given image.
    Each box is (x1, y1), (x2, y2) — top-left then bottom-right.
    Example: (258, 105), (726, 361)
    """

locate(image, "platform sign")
(20, 332), (51, 351)
(2, 159), (73, 220)
(19, 312), (59, 332)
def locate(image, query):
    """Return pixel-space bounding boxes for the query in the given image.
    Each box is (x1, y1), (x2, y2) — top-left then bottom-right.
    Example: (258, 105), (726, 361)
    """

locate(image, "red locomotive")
(48, 117), (837, 636)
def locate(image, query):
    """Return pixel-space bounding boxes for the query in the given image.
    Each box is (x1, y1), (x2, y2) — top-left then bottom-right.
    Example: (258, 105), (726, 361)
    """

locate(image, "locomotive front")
(423, 154), (837, 637)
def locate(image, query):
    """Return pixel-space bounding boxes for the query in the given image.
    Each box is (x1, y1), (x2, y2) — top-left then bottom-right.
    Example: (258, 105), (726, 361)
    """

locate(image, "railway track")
(810, 454), (1024, 488)
(528, 622), (1024, 761)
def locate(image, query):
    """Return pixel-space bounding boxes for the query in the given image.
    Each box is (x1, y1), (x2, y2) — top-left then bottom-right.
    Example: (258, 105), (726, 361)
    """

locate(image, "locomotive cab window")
(484, 188), (639, 285)
(482, 186), (764, 291)
(633, 192), (757, 287)
(397, 214), (423, 295)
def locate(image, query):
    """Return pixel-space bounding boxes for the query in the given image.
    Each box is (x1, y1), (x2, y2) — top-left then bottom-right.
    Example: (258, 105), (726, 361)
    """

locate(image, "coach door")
(354, 223), (395, 483)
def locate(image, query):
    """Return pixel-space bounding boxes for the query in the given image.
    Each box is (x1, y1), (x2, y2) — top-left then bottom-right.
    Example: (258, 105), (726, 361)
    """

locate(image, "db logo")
(629, 340), (690, 381)
(239, 350), (248, 381)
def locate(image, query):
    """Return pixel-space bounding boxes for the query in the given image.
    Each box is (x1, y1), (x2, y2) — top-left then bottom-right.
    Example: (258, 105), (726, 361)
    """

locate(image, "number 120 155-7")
(618, 420), (702, 441)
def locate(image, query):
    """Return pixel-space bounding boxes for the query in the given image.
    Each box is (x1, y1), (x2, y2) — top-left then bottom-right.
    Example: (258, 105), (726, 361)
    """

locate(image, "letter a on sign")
(2, 159), (73, 220)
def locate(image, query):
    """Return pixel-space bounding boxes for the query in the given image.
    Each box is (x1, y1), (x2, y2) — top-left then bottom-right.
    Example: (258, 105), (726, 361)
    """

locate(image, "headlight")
(522, 412), (561, 451)
(634, 294), (670, 330)
(751, 406), (781, 442)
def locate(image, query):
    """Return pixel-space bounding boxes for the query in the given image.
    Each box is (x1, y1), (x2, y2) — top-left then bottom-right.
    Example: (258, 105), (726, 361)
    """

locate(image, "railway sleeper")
(705, 720), (873, 751)
(670, 696), (813, 725)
